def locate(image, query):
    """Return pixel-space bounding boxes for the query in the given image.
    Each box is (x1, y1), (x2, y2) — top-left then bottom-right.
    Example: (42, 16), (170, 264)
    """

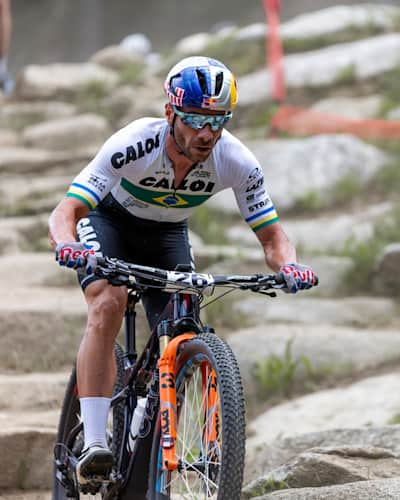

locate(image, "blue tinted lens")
(174, 107), (232, 131)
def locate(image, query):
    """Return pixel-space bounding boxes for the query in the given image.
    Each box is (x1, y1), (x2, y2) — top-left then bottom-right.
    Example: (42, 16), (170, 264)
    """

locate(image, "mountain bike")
(53, 256), (303, 500)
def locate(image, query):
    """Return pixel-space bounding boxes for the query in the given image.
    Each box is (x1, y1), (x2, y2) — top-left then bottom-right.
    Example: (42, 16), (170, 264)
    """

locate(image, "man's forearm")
(263, 232), (297, 272)
(256, 222), (297, 272)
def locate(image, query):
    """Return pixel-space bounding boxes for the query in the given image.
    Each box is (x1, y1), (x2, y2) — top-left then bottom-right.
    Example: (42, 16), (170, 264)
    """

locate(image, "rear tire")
(147, 333), (246, 500)
(52, 343), (125, 500)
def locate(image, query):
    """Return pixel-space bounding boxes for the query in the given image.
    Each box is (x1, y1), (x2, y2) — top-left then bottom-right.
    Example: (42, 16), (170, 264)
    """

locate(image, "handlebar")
(91, 256), (289, 295)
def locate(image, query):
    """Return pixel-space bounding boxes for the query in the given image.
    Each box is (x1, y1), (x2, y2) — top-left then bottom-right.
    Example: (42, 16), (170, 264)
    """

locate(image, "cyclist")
(0, 0), (14, 94)
(48, 56), (316, 486)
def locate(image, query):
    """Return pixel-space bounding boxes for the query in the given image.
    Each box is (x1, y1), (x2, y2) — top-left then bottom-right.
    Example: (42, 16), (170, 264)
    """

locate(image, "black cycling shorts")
(76, 195), (194, 330)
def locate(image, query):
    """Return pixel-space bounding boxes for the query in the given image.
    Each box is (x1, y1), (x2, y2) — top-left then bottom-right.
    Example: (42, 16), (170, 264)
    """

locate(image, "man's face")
(165, 104), (226, 163)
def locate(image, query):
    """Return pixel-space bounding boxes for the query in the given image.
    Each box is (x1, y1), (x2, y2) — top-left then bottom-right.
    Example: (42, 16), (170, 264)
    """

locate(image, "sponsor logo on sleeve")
(246, 167), (265, 193)
(87, 174), (107, 192)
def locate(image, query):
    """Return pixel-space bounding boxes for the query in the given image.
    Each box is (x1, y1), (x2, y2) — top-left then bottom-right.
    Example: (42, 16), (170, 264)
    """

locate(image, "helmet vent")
(215, 72), (224, 95)
(196, 69), (208, 95)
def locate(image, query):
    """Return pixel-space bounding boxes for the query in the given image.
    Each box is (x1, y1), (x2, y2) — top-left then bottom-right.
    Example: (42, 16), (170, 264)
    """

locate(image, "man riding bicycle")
(48, 56), (316, 486)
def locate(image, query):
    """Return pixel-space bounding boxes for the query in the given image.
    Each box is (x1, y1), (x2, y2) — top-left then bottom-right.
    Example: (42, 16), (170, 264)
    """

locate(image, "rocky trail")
(1, 3), (400, 499)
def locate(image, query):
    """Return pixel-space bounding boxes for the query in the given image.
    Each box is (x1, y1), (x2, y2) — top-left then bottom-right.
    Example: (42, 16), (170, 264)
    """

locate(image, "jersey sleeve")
(218, 132), (279, 232)
(66, 133), (123, 210)
(65, 119), (164, 210)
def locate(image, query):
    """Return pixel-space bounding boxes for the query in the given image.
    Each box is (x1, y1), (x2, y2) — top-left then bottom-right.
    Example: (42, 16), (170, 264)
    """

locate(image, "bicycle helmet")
(164, 56), (238, 113)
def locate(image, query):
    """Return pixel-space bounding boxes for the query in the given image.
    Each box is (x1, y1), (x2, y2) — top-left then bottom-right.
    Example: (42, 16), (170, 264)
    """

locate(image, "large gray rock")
(0, 101), (77, 130)
(311, 95), (383, 120)
(235, 295), (397, 328)
(226, 202), (393, 253)
(247, 373), (400, 452)
(0, 372), (67, 411)
(173, 5), (400, 59)
(238, 34), (400, 105)
(15, 63), (119, 100)
(90, 44), (145, 71)
(228, 323), (400, 403)
(207, 135), (388, 213)
(251, 478), (400, 499)
(280, 4), (400, 40)
(0, 175), (70, 217)
(0, 129), (18, 146)
(244, 446), (400, 498)
(0, 147), (92, 174)
(0, 428), (55, 491)
(373, 243), (400, 296)
(245, 426), (400, 483)
(22, 113), (111, 151)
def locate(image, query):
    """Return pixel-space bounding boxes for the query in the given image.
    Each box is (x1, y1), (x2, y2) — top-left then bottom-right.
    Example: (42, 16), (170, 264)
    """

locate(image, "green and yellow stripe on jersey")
(66, 182), (100, 210)
(246, 206), (279, 232)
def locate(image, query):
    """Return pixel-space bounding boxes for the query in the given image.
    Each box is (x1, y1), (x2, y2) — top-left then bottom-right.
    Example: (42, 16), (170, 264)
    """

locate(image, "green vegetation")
(293, 191), (322, 214)
(118, 61), (145, 86)
(373, 161), (400, 195)
(340, 204), (400, 293)
(388, 414), (400, 425)
(204, 36), (266, 76)
(242, 477), (289, 498)
(254, 338), (326, 398)
(74, 80), (114, 122)
(291, 174), (363, 215)
(17, 459), (28, 489)
(334, 64), (357, 86)
(376, 65), (400, 117)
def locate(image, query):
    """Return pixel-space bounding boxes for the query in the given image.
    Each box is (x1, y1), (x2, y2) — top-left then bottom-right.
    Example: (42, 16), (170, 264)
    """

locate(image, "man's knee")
(85, 281), (127, 327)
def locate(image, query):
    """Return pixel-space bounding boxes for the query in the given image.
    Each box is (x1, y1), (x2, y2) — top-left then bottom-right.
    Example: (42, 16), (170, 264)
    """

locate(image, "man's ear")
(165, 103), (174, 125)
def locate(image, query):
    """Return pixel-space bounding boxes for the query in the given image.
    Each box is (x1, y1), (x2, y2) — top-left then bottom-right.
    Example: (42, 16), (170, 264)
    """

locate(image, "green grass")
(340, 204), (400, 293)
(334, 64), (357, 86)
(374, 163), (400, 195)
(254, 338), (325, 398)
(293, 191), (322, 214)
(290, 174), (363, 215)
(388, 414), (400, 425)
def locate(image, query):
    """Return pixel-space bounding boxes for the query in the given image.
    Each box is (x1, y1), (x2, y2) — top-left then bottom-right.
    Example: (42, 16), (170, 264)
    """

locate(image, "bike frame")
(109, 289), (204, 498)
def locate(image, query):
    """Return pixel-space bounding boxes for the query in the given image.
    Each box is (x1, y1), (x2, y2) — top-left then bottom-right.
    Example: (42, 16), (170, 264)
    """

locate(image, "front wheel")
(147, 332), (246, 500)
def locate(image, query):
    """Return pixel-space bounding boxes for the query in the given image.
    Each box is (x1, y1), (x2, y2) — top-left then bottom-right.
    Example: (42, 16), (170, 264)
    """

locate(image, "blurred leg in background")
(0, 0), (14, 94)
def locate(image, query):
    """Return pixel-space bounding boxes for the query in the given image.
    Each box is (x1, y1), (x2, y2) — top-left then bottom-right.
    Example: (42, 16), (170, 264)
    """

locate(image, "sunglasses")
(173, 106), (232, 132)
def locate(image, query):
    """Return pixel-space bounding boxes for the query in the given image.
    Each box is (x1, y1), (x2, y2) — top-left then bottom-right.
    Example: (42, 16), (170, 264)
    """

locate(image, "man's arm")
(255, 221), (296, 272)
(48, 196), (89, 248)
(0, 0), (11, 58)
(255, 222), (317, 292)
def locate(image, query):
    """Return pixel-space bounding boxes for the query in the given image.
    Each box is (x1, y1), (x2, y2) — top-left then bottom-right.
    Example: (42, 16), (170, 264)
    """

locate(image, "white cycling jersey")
(67, 118), (279, 232)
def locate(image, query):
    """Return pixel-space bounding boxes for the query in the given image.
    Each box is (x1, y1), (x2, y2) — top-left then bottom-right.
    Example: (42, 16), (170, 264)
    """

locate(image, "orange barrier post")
(263, 0), (286, 104)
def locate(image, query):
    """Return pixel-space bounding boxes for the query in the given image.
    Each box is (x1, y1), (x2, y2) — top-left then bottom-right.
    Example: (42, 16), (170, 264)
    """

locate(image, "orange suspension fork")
(158, 332), (195, 471)
(202, 364), (220, 443)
